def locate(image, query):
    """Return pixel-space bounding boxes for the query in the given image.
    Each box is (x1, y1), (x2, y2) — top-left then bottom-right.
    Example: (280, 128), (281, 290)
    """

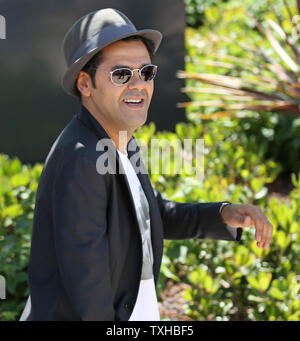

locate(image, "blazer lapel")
(78, 105), (164, 284)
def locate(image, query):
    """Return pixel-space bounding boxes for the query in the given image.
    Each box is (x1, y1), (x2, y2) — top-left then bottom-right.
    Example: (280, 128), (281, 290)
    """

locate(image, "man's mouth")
(123, 98), (145, 108)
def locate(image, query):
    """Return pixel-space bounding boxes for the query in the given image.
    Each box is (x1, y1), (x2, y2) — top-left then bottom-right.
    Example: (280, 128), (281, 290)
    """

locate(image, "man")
(22, 8), (273, 321)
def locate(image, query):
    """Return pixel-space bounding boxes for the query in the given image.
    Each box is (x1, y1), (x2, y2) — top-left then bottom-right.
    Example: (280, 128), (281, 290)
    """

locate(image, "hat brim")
(62, 29), (162, 98)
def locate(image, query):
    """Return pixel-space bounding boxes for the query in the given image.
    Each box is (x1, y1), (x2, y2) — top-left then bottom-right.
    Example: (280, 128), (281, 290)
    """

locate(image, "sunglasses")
(96, 64), (158, 86)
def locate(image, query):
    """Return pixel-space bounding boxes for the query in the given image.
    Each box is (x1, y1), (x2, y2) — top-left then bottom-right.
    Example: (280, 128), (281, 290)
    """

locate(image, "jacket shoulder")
(45, 114), (103, 168)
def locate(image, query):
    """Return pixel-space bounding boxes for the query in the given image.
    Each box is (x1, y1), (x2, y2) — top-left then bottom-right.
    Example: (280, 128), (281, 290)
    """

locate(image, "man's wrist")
(219, 202), (231, 220)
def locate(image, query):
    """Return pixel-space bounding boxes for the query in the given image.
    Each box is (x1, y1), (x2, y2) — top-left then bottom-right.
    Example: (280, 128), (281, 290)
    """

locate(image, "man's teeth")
(124, 99), (142, 103)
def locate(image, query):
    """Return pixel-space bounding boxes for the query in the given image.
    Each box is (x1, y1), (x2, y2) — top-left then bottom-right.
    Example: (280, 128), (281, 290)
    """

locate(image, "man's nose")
(127, 69), (144, 89)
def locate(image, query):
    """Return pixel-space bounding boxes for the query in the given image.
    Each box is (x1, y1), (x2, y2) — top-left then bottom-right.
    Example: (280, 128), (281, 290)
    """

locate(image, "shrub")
(135, 121), (300, 321)
(180, 0), (300, 175)
(0, 154), (42, 320)
(184, 0), (274, 28)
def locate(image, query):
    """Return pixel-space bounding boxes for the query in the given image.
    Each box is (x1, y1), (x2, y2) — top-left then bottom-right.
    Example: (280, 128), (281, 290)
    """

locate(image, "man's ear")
(76, 71), (92, 97)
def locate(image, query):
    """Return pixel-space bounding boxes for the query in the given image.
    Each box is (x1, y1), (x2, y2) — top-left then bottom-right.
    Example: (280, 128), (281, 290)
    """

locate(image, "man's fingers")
(254, 217), (264, 244)
(239, 205), (273, 249)
(260, 215), (273, 249)
(254, 211), (273, 249)
(263, 218), (273, 249)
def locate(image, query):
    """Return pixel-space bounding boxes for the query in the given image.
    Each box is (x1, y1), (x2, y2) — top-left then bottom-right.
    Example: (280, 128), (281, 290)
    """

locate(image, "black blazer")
(26, 105), (241, 321)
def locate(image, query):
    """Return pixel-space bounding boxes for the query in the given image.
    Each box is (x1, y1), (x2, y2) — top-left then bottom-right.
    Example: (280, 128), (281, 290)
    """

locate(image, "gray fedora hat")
(62, 8), (163, 97)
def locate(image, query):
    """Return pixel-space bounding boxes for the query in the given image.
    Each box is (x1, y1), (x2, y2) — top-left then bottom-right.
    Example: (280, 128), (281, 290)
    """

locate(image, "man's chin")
(124, 111), (148, 129)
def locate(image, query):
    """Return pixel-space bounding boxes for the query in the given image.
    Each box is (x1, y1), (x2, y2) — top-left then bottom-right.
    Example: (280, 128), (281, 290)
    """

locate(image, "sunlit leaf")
(269, 287), (285, 300)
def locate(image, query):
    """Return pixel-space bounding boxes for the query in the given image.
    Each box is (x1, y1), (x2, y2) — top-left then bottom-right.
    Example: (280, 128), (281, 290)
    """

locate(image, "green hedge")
(0, 155), (42, 320)
(184, 0), (300, 176)
(165, 1), (300, 320)
(135, 119), (300, 321)
(184, 0), (280, 28)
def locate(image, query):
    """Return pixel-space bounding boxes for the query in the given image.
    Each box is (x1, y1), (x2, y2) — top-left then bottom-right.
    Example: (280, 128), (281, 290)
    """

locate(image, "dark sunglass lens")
(112, 69), (132, 84)
(141, 65), (156, 81)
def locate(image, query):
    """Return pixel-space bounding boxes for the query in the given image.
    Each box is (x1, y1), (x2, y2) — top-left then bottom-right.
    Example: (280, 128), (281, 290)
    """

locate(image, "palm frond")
(179, 0), (300, 118)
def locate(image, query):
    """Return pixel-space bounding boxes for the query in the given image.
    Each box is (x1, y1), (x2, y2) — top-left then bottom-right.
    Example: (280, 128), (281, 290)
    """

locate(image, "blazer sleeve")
(52, 152), (115, 321)
(153, 189), (242, 241)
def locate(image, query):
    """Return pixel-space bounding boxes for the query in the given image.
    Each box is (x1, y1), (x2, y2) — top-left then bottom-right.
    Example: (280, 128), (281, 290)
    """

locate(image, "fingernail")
(257, 235), (261, 242)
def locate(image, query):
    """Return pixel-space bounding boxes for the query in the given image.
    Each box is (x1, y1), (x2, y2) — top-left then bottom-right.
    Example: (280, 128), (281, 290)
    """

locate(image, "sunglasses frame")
(94, 64), (158, 86)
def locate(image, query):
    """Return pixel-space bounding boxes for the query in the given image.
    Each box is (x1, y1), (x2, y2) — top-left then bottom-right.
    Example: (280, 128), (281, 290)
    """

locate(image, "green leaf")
(250, 178), (264, 192)
(247, 272), (272, 292)
(247, 275), (259, 290)
(183, 288), (193, 302)
(275, 230), (291, 249)
(234, 245), (254, 267)
(1, 204), (23, 219)
(10, 172), (30, 187)
(269, 287), (284, 301)
(203, 274), (213, 292)
(248, 294), (265, 302)
(160, 265), (180, 282)
(10, 158), (22, 174)
(258, 272), (272, 291)
(291, 173), (300, 188)
(254, 187), (268, 200)
(288, 312), (300, 321)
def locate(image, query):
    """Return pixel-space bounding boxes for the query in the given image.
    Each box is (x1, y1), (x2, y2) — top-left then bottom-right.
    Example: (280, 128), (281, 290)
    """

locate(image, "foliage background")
(1, 0), (300, 321)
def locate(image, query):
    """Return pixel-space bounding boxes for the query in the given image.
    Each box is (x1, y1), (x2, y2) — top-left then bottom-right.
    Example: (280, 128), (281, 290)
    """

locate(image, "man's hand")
(221, 204), (273, 250)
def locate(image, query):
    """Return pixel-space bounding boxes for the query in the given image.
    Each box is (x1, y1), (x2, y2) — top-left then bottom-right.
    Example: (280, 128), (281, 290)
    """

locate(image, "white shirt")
(117, 150), (160, 321)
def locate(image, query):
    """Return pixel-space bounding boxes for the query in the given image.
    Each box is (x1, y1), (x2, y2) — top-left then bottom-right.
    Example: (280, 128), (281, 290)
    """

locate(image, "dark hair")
(76, 35), (156, 98)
